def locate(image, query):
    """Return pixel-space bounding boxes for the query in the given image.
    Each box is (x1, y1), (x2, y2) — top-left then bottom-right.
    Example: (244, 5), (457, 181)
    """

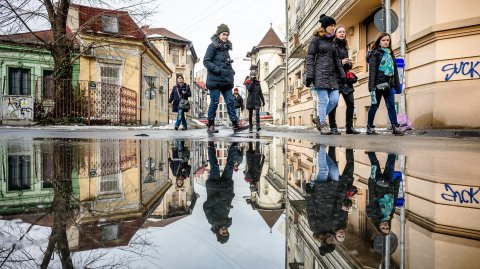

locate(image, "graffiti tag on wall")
(441, 184), (480, 204)
(441, 61), (480, 81)
(3, 97), (33, 120)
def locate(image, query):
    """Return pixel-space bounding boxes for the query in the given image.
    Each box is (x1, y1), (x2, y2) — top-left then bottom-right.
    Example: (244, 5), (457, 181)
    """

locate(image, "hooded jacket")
(245, 79), (265, 109)
(203, 35), (235, 90)
(367, 47), (400, 92)
(305, 33), (346, 89)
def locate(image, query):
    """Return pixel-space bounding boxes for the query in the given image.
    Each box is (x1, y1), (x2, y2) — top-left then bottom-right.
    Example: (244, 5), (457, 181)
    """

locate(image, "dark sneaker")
(331, 128), (341, 135)
(175, 126), (178, 130)
(366, 125), (378, 135)
(257, 126), (261, 132)
(232, 122), (249, 131)
(346, 127), (360, 134)
(320, 124), (332, 135)
(181, 127), (187, 130)
(249, 126), (253, 132)
(392, 125), (405, 136)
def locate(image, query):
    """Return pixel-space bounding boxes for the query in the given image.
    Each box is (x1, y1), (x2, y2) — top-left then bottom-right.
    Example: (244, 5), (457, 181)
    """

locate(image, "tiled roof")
(142, 27), (190, 42)
(71, 3), (144, 40)
(257, 28), (285, 48)
(0, 30), (54, 46)
(257, 208), (284, 228)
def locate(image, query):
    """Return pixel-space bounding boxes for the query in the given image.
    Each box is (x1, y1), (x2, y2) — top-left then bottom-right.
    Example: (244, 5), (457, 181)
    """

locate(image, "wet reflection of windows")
(98, 141), (122, 195)
(8, 155), (31, 191)
(42, 149), (54, 189)
(101, 224), (119, 242)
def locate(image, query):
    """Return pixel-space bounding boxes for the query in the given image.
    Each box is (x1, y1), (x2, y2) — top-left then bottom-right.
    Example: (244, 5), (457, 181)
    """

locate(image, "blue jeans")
(208, 142), (237, 180)
(316, 145), (339, 182)
(368, 88), (398, 126)
(235, 108), (241, 121)
(208, 89), (238, 122)
(175, 108), (187, 128)
(313, 88), (339, 125)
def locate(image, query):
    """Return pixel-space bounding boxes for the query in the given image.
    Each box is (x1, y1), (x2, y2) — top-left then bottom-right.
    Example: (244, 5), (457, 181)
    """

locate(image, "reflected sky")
(0, 137), (479, 269)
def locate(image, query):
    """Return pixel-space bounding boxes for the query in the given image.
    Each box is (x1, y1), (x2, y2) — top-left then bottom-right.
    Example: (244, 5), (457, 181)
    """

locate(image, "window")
(9, 68), (31, 95)
(172, 49), (179, 66)
(101, 224), (119, 241)
(42, 150), (54, 188)
(100, 66), (121, 86)
(98, 142), (121, 195)
(8, 155), (31, 191)
(43, 70), (54, 99)
(102, 16), (119, 33)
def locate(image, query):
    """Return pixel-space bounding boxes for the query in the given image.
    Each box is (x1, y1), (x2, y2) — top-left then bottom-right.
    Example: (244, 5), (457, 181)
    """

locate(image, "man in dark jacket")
(244, 141), (264, 191)
(203, 141), (237, 244)
(245, 70), (265, 132)
(168, 75), (191, 130)
(203, 24), (247, 133)
(233, 87), (244, 124)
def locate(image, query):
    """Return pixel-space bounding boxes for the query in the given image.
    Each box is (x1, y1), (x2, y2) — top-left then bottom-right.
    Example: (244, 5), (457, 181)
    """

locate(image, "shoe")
(366, 125), (378, 135)
(257, 126), (261, 132)
(313, 116), (321, 131)
(206, 120), (219, 133)
(320, 123), (332, 135)
(181, 127), (187, 130)
(249, 125), (253, 132)
(311, 143), (321, 152)
(330, 128), (341, 135)
(175, 126), (178, 130)
(232, 121), (249, 131)
(392, 125), (405, 136)
(346, 127), (360, 134)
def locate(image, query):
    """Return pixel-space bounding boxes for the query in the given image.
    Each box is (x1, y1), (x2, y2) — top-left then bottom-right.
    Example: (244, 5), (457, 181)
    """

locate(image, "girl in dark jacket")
(305, 14), (346, 135)
(203, 24), (246, 133)
(244, 70), (265, 132)
(168, 75), (191, 130)
(367, 33), (404, 135)
(328, 25), (360, 135)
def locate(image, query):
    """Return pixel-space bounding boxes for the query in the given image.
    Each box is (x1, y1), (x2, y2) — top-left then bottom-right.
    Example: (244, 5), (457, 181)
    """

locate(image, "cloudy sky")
(146, 0), (286, 87)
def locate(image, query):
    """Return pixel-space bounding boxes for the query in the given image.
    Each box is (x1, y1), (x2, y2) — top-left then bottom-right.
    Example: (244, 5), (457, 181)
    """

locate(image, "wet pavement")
(0, 129), (479, 269)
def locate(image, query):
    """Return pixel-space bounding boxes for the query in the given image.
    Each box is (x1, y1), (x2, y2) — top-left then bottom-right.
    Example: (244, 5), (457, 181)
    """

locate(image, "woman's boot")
(207, 120), (219, 133)
(392, 125), (405, 136)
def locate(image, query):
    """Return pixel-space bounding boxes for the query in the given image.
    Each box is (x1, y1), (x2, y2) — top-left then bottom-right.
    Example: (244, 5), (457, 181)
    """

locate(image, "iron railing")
(35, 78), (137, 125)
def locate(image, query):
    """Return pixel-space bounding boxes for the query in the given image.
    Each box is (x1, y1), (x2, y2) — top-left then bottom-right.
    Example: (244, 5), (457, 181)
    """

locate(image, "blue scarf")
(378, 194), (394, 221)
(379, 48), (394, 76)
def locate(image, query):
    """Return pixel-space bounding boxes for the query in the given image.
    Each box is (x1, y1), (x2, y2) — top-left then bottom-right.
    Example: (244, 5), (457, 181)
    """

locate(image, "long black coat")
(305, 35), (346, 89)
(245, 146), (264, 184)
(245, 80), (265, 109)
(306, 182), (345, 235)
(367, 47), (400, 92)
(203, 177), (234, 233)
(234, 93), (244, 110)
(203, 35), (235, 90)
(334, 39), (354, 94)
(168, 83), (191, 113)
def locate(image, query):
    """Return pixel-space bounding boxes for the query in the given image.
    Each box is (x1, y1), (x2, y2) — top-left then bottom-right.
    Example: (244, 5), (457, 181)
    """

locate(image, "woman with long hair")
(366, 33), (404, 135)
(305, 14), (346, 135)
(328, 25), (360, 135)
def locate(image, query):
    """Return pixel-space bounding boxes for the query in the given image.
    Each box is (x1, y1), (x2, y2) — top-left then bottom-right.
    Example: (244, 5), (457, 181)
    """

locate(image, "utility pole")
(399, 0), (407, 114)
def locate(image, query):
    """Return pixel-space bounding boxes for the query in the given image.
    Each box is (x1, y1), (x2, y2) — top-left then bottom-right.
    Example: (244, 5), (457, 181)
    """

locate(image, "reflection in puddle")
(0, 138), (478, 268)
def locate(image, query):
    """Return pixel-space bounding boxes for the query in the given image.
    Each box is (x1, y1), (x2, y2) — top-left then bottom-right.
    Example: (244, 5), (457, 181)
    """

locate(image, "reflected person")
(169, 140), (191, 187)
(244, 141), (264, 192)
(366, 152), (400, 235)
(203, 142), (237, 244)
(306, 145), (343, 256)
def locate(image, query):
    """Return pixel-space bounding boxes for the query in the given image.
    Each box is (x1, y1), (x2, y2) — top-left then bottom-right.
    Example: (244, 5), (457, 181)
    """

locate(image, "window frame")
(8, 67), (31, 96)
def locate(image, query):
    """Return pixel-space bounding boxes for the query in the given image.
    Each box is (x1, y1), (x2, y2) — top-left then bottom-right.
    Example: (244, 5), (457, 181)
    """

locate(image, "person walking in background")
(203, 23), (247, 133)
(366, 33), (404, 135)
(244, 70), (265, 132)
(168, 75), (191, 130)
(328, 25), (360, 135)
(244, 141), (264, 191)
(233, 87), (244, 124)
(305, 14), (346, 135)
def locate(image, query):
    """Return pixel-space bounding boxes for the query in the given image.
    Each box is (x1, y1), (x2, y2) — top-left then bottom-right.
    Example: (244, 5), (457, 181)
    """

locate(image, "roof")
(142, 27), (190, 43)
(257, 28), (285, 49)
(0, 30), (54, 46)
(257, 208), (284, 229)
(71, 4), (144, 40)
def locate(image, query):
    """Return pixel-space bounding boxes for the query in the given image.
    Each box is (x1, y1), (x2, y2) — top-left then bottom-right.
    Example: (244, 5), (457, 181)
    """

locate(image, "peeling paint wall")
(2, 96), (33, 121)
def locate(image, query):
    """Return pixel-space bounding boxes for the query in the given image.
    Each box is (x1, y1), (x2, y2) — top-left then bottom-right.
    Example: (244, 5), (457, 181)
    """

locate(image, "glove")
(305, 77), (314, 87)
(339, 77), (347, 85)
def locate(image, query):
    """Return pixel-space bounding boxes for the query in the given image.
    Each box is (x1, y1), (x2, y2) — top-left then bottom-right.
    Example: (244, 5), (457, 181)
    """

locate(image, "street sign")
(374, 9), (399, 33)
(396, 57), (405, 94)
(144, 157), (156, 170)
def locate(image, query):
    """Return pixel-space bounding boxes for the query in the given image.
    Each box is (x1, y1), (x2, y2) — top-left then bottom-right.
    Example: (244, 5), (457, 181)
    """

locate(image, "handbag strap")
(176, 86), (182, 100)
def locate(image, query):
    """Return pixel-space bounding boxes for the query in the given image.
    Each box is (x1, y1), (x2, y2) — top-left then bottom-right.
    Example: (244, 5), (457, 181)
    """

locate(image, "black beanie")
(216, 24), (230, 35)
(319, 14), (336, 28)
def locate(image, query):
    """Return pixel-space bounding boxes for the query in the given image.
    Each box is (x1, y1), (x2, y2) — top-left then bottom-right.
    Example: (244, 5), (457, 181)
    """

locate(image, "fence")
(35, 78), (137, 125)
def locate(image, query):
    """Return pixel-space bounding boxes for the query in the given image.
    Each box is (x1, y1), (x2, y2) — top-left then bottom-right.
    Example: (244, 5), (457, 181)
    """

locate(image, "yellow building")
(287, 0), (480, 129)
(67, 4), (172, 126)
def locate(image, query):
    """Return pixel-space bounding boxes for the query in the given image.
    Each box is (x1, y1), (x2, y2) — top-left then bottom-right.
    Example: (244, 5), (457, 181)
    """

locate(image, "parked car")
(259, 111), (273, 124)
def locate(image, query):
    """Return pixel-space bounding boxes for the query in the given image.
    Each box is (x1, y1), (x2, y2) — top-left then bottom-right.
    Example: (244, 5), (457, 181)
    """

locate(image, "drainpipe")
(167, 72), (173, 125)
(139, 47), (147, 126)
(399, 0), (406, 114)
(284, 0), (289, 125)
(385, 0), (391, 34)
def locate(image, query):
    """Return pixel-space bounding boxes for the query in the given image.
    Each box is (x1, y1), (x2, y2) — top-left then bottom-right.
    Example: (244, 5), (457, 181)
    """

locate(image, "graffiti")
(441, 61), (480, 81)
(6, 97), (33, 119)
(441, 184), (480, 204)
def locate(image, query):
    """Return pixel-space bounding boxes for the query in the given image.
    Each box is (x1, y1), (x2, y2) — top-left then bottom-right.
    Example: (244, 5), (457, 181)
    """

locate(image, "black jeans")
(328, 91), (355, 129)
(248, 108), (260, 127)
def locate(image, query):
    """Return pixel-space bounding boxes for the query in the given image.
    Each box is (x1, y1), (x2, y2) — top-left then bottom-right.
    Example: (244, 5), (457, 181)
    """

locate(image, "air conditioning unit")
(288, 85), (294, 93)
(295, 79), (303, 89)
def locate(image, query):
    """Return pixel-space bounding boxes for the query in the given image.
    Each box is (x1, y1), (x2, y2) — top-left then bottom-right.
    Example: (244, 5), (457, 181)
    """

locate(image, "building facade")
(287, 0), (480, 129)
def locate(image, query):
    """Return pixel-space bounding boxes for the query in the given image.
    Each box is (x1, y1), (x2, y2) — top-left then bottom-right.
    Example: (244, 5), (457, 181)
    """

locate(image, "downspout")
(284, 0), (289, 125)
(399, 0), (406, 114)
(139, 47), (147, 126)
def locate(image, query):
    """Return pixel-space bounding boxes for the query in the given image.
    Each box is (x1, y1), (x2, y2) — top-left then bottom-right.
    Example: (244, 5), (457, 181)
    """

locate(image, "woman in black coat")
(168, 75), (191, 130)
(328, 26), (360, 135)
(244, 70), (265, 132)
(367, 33), (404, 135)
(305, 14), (346, 135)
(203, 24), (246, 133)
